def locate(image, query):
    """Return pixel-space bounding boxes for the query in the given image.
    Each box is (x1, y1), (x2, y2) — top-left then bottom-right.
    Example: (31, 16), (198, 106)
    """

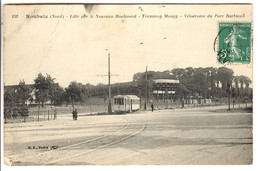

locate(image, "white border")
(1, 1), (259, 171)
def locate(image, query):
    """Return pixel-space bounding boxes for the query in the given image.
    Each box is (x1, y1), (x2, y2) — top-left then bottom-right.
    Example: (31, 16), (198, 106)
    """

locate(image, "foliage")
(64, 81), (89, 106)
(131, 67), (252, 99)
(34, 73), (60, 106)
(16, 80), (32, 105)
(217, 67), (234, 91)
(4, 67), (252, 121)
(50, 84), (64, 105)
(4, 80), (31, 121)
(4, 88), (16, 119)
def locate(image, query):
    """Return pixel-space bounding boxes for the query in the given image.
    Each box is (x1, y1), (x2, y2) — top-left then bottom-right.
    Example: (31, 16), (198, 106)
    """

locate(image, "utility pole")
(227, 83), (231, 110)
(38, 103), (40, 121)
(108, 53), (112, 114)
(96, 52), (118, 114)
(144, 66), (148, 110)
(89, 90), (93, 114)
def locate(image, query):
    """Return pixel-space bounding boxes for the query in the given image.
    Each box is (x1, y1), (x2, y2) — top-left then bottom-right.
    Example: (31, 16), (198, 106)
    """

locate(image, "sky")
(3, 4), (253, 87)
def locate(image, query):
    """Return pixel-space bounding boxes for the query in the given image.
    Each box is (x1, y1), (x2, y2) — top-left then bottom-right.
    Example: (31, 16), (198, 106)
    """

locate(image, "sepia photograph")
(2, 3), (254, 166)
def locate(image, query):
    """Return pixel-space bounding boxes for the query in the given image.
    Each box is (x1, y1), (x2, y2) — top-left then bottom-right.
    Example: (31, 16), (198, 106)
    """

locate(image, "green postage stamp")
(218, 22), (252, 64)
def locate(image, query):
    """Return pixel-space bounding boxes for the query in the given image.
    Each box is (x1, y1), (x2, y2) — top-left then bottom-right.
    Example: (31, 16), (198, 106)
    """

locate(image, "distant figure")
(72, 109), (78, 120)
(74, 109), (78, 120)
(182, 98), (185, 108)
(151, 103), (154, 112)
(72, 110), (75, 120)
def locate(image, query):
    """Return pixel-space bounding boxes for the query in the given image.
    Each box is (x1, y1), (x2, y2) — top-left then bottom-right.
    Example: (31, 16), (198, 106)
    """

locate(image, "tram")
(113, 95), (140, 113)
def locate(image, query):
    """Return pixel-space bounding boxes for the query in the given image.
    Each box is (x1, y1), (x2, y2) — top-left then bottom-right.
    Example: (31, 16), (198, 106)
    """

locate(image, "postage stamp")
(217, 22), (252, 64)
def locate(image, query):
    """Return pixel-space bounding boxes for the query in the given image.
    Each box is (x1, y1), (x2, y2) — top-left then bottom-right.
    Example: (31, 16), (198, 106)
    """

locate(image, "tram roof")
(154, 79), (179, 84)
(113, 95), (139, 99)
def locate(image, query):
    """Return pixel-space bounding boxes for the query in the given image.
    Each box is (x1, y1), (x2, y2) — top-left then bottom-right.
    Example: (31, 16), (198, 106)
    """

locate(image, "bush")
(4, 107), (12, 120)
(4, 104), (29, 122)
(19, 105), (29, 119)
(12, 106), (19, 118)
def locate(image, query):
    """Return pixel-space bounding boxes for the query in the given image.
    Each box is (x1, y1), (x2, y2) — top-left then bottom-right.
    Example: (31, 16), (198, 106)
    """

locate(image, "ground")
(4, 105), (252, 165)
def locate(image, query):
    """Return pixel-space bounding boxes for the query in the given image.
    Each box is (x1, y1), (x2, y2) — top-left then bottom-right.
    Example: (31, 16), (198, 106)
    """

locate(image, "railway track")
(47, 122), (146, 165)
(13, 117), (146, 165)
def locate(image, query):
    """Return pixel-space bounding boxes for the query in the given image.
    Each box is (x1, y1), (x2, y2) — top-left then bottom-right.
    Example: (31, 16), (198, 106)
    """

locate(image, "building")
(152, 79), (179, 100)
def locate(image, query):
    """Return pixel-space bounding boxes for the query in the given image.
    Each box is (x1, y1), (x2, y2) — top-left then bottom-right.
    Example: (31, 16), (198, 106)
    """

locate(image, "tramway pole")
(144, 66), (148, 110)
(96, 51), (118, 114)
(108, 53), (112, 114)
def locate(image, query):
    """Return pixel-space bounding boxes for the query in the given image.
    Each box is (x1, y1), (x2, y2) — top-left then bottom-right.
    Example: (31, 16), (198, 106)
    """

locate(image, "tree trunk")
(72, 100), (75, 111)
(38, 102), (40, 121)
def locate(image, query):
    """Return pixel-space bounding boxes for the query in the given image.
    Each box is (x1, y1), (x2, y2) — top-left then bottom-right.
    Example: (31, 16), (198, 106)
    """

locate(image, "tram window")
(133, 99), (138, 104)
(114, 98), (124, 105)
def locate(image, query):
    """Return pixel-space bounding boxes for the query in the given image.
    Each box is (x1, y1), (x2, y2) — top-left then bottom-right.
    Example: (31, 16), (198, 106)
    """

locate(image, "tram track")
(12, 117), (129, 164)
(46, 122), (146, 165)
(6, 107), (252, 165)
(13, 117), (146, 165)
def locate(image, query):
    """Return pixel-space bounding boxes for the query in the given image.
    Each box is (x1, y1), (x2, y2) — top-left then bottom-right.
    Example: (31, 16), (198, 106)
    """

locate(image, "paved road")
(4, 106), (252, 165)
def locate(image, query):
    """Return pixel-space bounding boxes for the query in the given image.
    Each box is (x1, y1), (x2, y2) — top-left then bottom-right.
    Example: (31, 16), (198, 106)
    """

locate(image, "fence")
(141, 97), (253, 110)
(4, 97), (252, 123)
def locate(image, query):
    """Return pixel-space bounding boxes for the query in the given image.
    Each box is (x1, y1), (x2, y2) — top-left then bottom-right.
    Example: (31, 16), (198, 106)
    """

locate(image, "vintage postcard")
(3, 4), (253, 165)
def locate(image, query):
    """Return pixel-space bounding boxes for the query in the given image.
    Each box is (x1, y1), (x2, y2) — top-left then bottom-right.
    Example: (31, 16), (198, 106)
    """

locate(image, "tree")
(238, 75), (252, 88)
(171, 68), (186, 98)
(16, 80), (32, 105)
(182, 67), (194, 94)
(4, 88), (16, 121)
(16, 80), (31, 121)
(18, 105), (29, 122)
(65, 81), (88, 109)
(4, 80), (31, 122)
(233, 76), (240, 89)
(237, 75), (252, 97)
(193, 68), (208, 97)
(34, 73), (55, 107)
(203, 67), (218, 97)
(79, 85), (89, 106)
(50, 84), (64, 105)
(217, 67), (234, 97)
(133, 71), (154, 98)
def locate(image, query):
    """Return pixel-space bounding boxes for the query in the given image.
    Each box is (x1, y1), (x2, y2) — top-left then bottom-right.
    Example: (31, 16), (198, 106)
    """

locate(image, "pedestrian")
(151, 103), (154, 112)
(182, 98), (185, 108)
(74, 109), (78, 120)
(72, 109), (75, 120)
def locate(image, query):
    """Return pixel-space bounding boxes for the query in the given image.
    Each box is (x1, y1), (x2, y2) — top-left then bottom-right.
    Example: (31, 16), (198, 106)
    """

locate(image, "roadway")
(4, 105), (252, 165)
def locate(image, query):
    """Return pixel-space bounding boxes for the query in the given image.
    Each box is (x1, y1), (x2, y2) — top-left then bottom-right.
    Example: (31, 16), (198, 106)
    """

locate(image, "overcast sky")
(4, 4), (253, 87)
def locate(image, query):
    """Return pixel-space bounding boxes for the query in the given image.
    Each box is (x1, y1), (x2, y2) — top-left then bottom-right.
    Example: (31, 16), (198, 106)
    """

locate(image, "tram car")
(113, 95), (140, 113)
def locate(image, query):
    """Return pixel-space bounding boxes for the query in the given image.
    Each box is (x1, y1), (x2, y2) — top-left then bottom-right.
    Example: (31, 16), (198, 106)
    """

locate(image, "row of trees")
(132, 67), (252, 99)
(171, 67), (252, 99)
(4, 73), (94, 120)
(4, 67), (252, 120)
